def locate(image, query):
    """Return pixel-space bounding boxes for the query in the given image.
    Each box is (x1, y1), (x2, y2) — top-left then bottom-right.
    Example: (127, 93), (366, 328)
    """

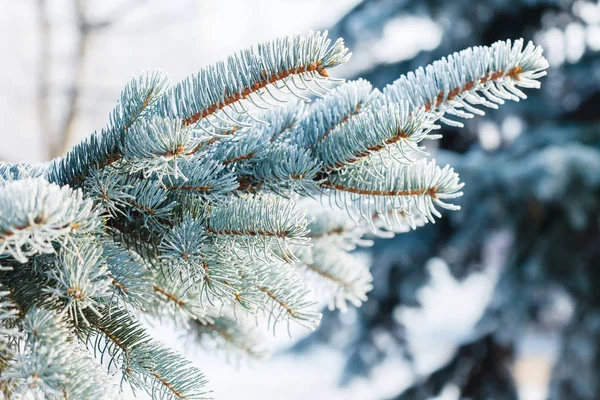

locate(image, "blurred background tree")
(298, 1), (600, 399)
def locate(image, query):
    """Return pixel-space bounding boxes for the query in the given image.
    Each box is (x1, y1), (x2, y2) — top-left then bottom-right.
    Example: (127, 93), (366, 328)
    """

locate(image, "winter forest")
(0, 1), (599, 399)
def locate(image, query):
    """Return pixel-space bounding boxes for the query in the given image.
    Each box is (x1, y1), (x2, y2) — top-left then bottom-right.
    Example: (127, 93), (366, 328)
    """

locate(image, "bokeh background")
(2, 0), (600, 399)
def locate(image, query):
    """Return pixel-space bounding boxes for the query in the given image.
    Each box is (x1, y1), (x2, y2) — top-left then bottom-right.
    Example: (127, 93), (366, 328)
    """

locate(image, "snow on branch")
(206, 194), (309, 261)
(156, 31), (351, 132)
(0, 32), (548, 398)
(321, 159), (464, 226)
(294, 78), (377, 150)
(5, 307), (120, 399)
(0, 178), (101, 262)
(383, 38), (549, 127)
(316, 102), (439, 172)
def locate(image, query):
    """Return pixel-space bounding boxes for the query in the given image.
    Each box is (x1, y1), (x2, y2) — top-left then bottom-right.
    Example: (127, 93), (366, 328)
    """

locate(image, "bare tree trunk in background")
(55, 0), (91, 158)
(36, 0), (53, 160)
(41, 0), (146, 159)
(35, 0), (91, 160)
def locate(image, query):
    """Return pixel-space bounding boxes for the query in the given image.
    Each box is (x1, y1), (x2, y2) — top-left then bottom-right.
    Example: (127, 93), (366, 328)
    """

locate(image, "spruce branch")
(244, 143), (321, 196)
(295, 244), (373, 312)
(85, 309), (209, 400)
(44, 240), (112, 325)
(158, 217), (208, 282)
(205, 195), (309, 262)
(207, 101), (307, 174)
(256, 98), (307, 143)
(194, 242), (261, 311)
(159, 225), (258, 312)
(316, 102), (438, 172)
(0, 283), (21, 375)
(155, 31), (351, 131)
(84, 169), (134, 219)
(4, 307), (120, 399)
(0, 163), (45, 185)
(0, 32), (548, 398)
(302, 199), (374, 248)
(371, 203), (429, 235)
(163, 159), (239, 200)
(190, 316), (268, 360)
(148, 273), (213, 327)
(294, 78), (378, 150)
(321, 159), (464, 226)
(211, 129), (267, 168)
(254, 263), (322, 334)
(122, 117), (204, 182)
(121, 178), (177, 227)
(383, 38), (549, 127)
(0, 178), (101, 263)
(101, 239), (154, 311)
(1, 263), (49, 314)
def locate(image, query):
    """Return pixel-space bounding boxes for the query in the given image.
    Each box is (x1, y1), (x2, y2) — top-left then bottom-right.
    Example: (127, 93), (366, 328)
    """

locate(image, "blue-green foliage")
(5, 307), (120, 399)
(307, 1), (599, 398)
(0, 29), (546, 399)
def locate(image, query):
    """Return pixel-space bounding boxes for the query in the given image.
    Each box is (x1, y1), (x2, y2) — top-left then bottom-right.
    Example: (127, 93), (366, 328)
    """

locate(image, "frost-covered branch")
(0, 33), (547, 398)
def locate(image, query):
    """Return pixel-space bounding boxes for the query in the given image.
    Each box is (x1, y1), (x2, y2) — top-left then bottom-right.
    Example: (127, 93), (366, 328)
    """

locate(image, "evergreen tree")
(299, 1), (600, 398)
(0, 30), (546, 399)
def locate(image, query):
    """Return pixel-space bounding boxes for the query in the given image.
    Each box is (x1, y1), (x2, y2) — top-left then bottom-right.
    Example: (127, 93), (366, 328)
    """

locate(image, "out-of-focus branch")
(395, 335), (517, 400)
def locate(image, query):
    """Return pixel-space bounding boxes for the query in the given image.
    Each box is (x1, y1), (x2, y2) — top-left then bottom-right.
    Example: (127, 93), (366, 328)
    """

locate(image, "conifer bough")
(0, 31), (548, 399)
